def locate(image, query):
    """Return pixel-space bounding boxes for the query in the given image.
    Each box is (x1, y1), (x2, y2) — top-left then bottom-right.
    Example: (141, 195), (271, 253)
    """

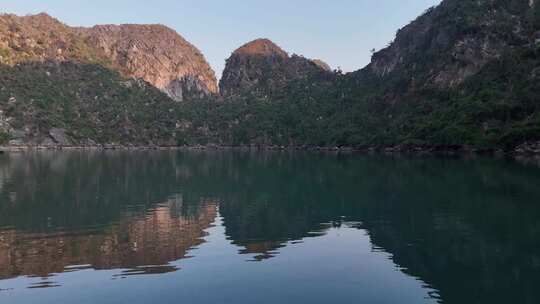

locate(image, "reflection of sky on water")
(0, 215), (438, 304)
(1, 151), (540, 304)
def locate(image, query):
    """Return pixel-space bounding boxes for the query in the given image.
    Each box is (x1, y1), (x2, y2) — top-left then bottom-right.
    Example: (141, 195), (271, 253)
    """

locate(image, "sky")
(0, 0), (442, 78)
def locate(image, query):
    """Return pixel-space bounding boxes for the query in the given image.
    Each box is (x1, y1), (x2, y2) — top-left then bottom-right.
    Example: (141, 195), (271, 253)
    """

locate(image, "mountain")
(219, 39), (334, 98)
(0, 13), (220, 146)
(179, 0), (540, 151)
(80, 24), (218, 101)
(367, 0), (539, 90)
(0, 61), (187, 146)
(0, 13), (217, 101)
(348, 0), (540, 148)
(0, 13), (106, 65)
(1, 1), (540, 152)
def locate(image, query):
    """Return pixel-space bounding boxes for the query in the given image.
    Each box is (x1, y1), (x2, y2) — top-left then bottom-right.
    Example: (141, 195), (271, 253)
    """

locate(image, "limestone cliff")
(0, 13), (218, 101)
(219, 39), (333, 98)
(311, 59), (332, 72)
(80, 24), (218, 101)
(367, 0), (538, 89)
(0, 13), (104, 64)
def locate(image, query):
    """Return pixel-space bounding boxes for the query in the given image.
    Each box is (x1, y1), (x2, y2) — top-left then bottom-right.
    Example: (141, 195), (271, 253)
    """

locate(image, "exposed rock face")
(48, 128), (71, 145)
(220, 38), (333, 98)
(0, 61), (183, 146)
(367, 0), (535, 88)
(233, 38), (289, 58)
(80, 24), (218, 101)
(0, 13), (218, 101)
(0, 13), (104, 65)
(311, 59), (332, 72)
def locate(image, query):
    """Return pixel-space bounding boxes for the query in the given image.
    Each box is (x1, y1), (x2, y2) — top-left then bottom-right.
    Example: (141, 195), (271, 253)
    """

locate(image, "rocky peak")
(366, 0), (537, 89)
(233, 38), (288, 58)
(0, 13), (94, 64)
(0, 13), (218, 102)
(0, 12), (65, 30)
(220, 38), (332, 97)
(80, 24), (218, 101)
(311, 59), (332, 72)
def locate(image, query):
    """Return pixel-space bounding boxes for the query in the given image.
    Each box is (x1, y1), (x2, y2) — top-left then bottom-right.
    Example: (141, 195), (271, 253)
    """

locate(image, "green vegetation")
(4, 49), (535, 149)
(171, 44), (539, 150)
(0, 61), (181, 145)
(169, 0), (540, 150)
(0, 1), (538, 150)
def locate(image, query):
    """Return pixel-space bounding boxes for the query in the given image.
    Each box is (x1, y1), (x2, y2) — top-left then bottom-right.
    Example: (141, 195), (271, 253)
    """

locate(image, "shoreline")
(1, 143), (539, 157)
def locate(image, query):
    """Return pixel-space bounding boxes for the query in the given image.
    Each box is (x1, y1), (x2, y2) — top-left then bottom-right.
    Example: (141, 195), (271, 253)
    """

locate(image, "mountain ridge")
(0, 13), (218, 101)
(1, 1), (540, 153)
(219, 38), (334, 98)
(80, 23), (218, 101)
(187, 0), (540, 152)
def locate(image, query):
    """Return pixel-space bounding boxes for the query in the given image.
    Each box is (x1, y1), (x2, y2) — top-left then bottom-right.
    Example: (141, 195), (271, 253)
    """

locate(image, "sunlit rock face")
(0, 13), (218, 102)
(80, 24), (218, 101)
(219, 38), (333, 98)
(311, 59), (332, 72)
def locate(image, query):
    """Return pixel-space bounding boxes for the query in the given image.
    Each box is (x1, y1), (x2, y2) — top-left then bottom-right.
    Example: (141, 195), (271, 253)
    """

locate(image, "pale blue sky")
(0, 0), (441, 77)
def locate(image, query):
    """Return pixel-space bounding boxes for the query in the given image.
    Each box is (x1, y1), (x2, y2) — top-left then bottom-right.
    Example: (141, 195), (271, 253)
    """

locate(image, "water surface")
(0, 151), (539, 304)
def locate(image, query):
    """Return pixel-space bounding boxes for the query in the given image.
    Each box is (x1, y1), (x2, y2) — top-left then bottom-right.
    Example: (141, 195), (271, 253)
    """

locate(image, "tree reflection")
(0, 151), (539, 303)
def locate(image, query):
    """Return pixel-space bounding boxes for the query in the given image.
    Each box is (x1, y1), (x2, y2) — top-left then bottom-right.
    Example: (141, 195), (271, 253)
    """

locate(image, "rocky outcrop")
(48, 128), (72, 145)
(0, 61), (183, 147)
(311, 59), (332, 72)
(367, 0), (536, 89)
(80, 24), (218, 101)
(233, 38), (288, 58)
(515, 141), (540, 155)
(0, 13), (104, 65)
(219, 38), (333, 98)
(0, 13), (218, 101)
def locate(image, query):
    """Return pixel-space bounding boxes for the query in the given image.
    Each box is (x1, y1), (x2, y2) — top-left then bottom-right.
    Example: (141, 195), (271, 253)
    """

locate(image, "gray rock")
(41, 137), (57, 146)
(84, 138), (97, 146)
(10, 129), (27, 140)
(8, 139), (25, 146)
(49, 128), (72, 146)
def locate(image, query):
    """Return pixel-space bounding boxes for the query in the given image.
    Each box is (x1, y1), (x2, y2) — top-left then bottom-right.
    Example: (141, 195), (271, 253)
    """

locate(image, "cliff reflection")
(0, 151), (218, 282)
(165, 152), (540, 304)
(0, 197), (217, 280)
(1, 151), (540, 304)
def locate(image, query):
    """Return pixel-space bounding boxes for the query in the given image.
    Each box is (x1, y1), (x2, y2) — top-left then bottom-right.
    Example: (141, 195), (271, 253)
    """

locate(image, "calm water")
(0, 151), (539, 304)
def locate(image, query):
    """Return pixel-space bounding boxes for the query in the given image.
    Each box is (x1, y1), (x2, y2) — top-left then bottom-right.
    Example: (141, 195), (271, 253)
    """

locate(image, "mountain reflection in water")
(0, 198), (217, 280)
(0, 151), (539, 304)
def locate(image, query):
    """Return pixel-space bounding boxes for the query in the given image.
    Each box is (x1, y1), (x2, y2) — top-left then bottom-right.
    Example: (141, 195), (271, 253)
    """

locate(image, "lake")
(0, 151), (539, 304)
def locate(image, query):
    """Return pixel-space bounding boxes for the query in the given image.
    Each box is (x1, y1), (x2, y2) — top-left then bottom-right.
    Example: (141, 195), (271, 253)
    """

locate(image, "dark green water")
(0, 151), (539, 304)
